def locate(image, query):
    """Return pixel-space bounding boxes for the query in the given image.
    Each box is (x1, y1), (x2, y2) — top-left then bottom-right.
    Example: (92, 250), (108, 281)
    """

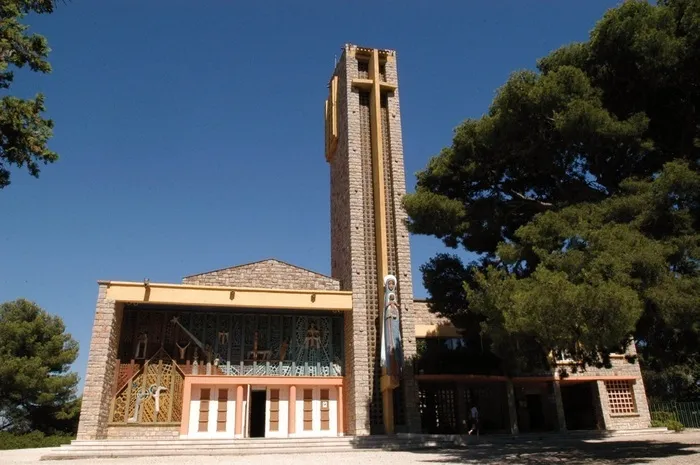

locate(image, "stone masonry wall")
(339, 45), (372, 435)
(596, 378), (651, 430)
(76, 284), (123, 440)
(329, 49), (364, 436)
(330, 52), (352, 294)
(182, 259), (340, 291)
(566, 343), (651, 429)
(384, 53), (421, 432)
(413, 299), (452, 326)
(107, 425), (180, 440)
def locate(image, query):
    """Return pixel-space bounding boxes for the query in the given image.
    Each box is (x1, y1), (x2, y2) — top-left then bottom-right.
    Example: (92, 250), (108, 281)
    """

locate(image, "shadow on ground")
(352, 433), (700, 464)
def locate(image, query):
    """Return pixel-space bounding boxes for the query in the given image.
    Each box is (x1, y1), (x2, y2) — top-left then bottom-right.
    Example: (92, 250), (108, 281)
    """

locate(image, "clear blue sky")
(0, 0), (621, 388)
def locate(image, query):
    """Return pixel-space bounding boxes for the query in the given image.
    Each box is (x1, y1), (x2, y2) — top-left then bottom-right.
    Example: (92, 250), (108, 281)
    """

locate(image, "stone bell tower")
(325, 44), (421, 435)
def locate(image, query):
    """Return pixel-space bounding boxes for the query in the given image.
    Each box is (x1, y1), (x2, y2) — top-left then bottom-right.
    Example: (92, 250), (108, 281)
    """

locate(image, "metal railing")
(649, 401), (700, 428)
(218, 360), (342, 377)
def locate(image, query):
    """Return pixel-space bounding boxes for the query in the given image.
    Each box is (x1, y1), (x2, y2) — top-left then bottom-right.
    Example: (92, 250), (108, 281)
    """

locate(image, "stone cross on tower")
(350, 48), (398, 316)
(326, 44), (421, 435)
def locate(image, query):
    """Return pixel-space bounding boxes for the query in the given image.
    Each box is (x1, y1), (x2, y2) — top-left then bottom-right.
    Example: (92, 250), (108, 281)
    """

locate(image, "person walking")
(468, 404), (480, 436)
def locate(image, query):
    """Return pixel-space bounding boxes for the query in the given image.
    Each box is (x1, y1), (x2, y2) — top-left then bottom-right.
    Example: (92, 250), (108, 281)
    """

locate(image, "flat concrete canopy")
(100, 280), (353, 311)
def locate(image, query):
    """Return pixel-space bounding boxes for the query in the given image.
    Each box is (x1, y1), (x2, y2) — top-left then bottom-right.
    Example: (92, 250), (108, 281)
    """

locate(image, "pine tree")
(0, 0), (59, 189)
(0, 299), (80, 434)
(405, 0), (700, 397)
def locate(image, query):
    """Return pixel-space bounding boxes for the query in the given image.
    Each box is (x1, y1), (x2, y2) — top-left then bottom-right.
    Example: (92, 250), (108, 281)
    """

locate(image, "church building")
(76, 44), (652, 442)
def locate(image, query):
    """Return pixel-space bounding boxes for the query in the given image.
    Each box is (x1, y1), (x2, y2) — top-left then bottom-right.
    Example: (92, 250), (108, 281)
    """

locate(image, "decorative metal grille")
(117, 307), (343, 378)
(381, 94), (397, 282)
(605, 380), (637, 414)
(417, 384), (458, 434)
(359, 91), (383, 426)
(111, 348), (184, 424)
(381, 92), (406, 426)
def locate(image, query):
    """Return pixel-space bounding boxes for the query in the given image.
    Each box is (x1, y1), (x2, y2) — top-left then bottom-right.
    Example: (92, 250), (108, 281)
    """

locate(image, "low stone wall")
(107, 425), (180, 440)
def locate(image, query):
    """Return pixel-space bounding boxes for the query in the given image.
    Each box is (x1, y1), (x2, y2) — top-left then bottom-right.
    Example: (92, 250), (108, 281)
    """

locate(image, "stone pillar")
(76, 284), (123, 440)
(506, 381), (520, 434)
(552, 381), (567, 431)
(631, 378), (652, 428)
(592, 381), (606, 430)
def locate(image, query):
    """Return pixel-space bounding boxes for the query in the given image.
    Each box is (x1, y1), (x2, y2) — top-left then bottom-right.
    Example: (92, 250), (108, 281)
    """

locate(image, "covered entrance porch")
(416, 375), (512, 435)
(99, 280), (351, 441)
(182, 376), (344, 439)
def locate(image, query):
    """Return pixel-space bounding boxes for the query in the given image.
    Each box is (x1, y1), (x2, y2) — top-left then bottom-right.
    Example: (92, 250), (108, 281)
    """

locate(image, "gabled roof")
(182, 258), (340, 292)
(183, 258), (334, 280)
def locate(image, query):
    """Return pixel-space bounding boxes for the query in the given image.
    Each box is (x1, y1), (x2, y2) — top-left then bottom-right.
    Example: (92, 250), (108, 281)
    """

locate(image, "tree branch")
(0, 418), (14, 431)
(507, 189), (554, 208)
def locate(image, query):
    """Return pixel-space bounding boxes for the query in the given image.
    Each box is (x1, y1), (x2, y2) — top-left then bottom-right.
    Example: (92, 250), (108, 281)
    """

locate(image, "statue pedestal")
(381, 374), (400, 434)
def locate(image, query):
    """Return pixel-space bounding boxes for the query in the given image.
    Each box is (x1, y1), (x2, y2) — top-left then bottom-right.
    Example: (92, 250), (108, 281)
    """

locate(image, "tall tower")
(325, 44), (420, 435)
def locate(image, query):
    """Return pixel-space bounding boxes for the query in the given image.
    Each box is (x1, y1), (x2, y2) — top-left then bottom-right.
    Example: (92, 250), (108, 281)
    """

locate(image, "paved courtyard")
(4, 431), (700, 465)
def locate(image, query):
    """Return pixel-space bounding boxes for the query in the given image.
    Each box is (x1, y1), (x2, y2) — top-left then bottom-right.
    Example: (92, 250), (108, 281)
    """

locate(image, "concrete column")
(506, 381), (520, 434)
(337, 385), (344, 435)
(76, 285), (123, 440)
(179, 381), (193, 436)
(235, 385), (244, 437)
(288, 385), (296, 435)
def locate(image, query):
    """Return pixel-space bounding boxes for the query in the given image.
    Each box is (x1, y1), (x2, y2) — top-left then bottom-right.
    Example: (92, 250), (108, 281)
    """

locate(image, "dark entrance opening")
(526, 394), (546, 431)
(417, 382), (510, 434)
(249, 390), (267, 438)
(561, 382), (598, 430)
(417, 383), (458, 434)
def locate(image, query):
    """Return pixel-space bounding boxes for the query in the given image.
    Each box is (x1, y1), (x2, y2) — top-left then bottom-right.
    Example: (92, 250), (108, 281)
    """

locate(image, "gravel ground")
(4, 431), (700, 465)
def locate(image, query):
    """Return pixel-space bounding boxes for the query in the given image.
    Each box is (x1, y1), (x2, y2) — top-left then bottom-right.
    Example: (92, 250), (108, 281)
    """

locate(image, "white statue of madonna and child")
(381, 274), (403, 379)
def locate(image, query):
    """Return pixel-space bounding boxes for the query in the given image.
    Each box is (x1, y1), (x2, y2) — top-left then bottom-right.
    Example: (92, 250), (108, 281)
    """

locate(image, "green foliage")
(0, 299), (80, 435)
(0, 0), (58, 188)
(651, 410), (677, 424)
(0, 431), (74, 450)
(467, 163), (700, 369)
(651, 418), (685, 432)
(405, 0), (700, 385)
(650, 411), (685, 432)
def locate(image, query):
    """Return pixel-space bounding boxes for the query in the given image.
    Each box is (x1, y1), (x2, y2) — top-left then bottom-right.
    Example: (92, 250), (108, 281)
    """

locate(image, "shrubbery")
(0, 431), (74, 450)
(650, 411), (685, 432)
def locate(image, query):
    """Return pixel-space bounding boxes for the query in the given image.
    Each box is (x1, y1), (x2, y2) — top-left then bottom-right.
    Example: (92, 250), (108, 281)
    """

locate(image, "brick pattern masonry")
(76, 284), (123, 440)
(182, 259), (340, 291)
(412, 300), (451, 326)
